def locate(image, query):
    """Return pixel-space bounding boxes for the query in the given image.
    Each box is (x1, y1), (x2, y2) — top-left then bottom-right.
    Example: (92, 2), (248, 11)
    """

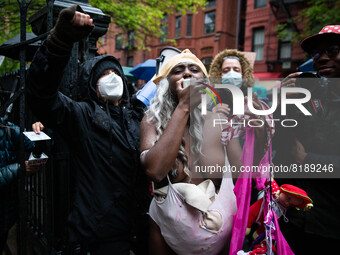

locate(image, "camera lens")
(295, 72), (320, 91)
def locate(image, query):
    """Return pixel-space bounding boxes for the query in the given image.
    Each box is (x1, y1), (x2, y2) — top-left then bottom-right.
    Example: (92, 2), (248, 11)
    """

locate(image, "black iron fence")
(0, 1), (109, 254)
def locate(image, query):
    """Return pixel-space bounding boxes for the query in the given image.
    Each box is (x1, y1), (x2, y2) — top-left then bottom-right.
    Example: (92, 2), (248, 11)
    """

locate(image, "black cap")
(91, 60), (119, 88)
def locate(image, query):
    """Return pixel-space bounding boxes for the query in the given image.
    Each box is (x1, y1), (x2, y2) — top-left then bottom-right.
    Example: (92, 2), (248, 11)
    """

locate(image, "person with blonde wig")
(140, 47), (269, 254)
(140, 49), (239, 255)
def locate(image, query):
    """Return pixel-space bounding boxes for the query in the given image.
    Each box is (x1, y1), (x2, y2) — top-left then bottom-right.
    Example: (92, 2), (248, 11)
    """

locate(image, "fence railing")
(0, 1), (109, 254)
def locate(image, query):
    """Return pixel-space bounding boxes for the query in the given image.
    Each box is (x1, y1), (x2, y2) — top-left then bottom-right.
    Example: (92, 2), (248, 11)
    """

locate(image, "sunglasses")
(310, 45), (340, 60)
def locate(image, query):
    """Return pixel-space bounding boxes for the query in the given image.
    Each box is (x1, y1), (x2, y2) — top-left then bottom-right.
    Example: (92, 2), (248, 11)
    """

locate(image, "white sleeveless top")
(149, 168), (237, 255)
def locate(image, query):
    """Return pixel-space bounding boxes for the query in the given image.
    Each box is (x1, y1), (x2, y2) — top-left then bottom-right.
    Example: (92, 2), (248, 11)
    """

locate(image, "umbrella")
(122, 66), (137, 82)
(298, 58), (314, 72)
(130, 59), (156, 81)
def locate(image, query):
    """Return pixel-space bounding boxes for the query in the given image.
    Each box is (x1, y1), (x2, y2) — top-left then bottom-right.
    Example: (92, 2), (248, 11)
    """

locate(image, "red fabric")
(247, 197), (265, 236)
(247, 198), (264, 228)
(271, 180), (280, 196)
(318, 25), (340, 34)
(253, 72), (282, 79)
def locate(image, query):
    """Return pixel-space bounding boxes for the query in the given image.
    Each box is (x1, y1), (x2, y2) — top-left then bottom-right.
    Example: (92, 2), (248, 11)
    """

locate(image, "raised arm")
(26, 5), (93, 133)
(140, 80), (191, 183)
(27, 5), (93, 100)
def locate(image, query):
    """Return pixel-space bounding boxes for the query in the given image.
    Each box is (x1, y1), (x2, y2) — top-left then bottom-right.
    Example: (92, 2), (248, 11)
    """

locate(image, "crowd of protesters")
(1, 3), (339, 255)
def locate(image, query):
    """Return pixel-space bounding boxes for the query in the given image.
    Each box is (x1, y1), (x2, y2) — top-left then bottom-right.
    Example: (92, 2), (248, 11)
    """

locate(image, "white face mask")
(97, 72), (124, 102)
(221, 70), (243, 88)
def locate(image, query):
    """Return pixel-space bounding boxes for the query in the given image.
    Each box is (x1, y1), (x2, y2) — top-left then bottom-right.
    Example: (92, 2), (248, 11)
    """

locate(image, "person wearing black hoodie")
(26, 5), (150, 255)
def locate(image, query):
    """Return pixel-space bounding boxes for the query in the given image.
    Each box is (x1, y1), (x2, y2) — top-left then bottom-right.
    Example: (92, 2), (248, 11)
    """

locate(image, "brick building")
(98, 0), (309, 78)
(97, 0), (243, 72)
(244, 0), (308, 78)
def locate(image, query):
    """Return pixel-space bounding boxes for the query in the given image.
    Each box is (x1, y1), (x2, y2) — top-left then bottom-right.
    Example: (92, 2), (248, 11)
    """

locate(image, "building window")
(253, 27), (265, 61)
(160, 15), (168, 44)
(283, 0), (299, 3)
(255, 0), (266, 8)
(206, 0), (216, 8)
(127, 56), (134, 67)
(204, 11), (215, 34)
(160, 23), (168, 43)
(175, 16), (181, 38)
(115, 34), (122, 50)
(279, 28), (293, 60)
(202, 57), (213, 72)
(186, 15), (192, 37)
(128, 31), (134, 48)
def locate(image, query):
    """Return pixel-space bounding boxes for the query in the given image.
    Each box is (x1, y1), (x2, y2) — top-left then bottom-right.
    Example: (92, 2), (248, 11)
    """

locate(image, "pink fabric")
(229, 125), (293, 255)
(229, 126), (254, 255)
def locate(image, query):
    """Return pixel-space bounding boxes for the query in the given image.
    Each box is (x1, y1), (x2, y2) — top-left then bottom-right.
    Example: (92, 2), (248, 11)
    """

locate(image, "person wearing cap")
(274, 25), (340, 254)
(26, 5), (150, 255)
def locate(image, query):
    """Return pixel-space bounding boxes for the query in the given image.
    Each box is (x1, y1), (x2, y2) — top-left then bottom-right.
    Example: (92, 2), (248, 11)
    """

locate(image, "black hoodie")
(26, 42), (148, 242)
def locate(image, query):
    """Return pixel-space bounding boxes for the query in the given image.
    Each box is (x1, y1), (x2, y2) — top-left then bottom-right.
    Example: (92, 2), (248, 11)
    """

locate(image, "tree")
(277, 0), (340, 45)
(0, 0), (46, 75)
(89, 0), (207, 49)
(0, 0), (207, 74)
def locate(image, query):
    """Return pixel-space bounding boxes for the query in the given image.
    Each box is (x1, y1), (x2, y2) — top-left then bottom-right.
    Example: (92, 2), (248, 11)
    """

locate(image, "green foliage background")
(0, 0), (206, 74)
(2, 0), (338, 74)
(0, 0), (46, 75)
(89, 0), (207, 49)
(277, 0), (340, 46)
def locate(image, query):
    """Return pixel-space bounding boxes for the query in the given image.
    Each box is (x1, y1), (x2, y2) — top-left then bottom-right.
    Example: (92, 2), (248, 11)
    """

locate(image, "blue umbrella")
(130, 59), (156, 81)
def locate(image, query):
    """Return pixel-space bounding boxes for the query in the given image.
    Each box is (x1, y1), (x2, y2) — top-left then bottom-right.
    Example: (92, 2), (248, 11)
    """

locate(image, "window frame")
(128, 31), (135, 48)
(204, 10), (216, 34)
(127, 56), (134, 67)
(252, 27), (265, 62)
(206, 0), (216, 8)
(254, 0), (267, 9)
(278, 28), (293, 61)
(160, 15), (168, 44)
(186, 14), (192, 37)
(115, 34), (123, 50)
(175, 16), (182, 38)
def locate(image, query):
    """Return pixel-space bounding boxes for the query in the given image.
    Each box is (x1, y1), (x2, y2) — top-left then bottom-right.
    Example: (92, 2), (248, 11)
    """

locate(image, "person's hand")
(212, 103), (230, 116)
(281, 72), (302, 98)
(176, 78), (205, 112)
(244, 92), (266, 129)
(47, 5), (94, 52)
(24, 161), (40, 175)
(71, 11), (93, 27)
(291, 138), (307, 164)
(32, 122), (44, 134)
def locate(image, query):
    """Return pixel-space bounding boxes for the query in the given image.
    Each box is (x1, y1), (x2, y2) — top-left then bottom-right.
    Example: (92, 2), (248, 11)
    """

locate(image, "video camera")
(295, 71), (328, 99)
